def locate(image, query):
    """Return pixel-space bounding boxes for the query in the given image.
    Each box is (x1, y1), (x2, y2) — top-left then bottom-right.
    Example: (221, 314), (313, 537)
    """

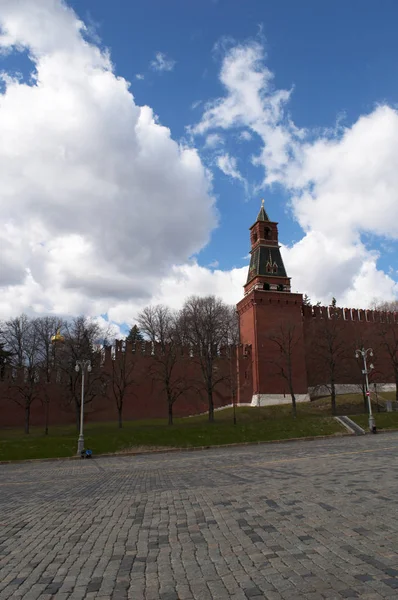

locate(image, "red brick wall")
(237, 293), (397, 399)
(303, 305), (398, 389)
(1, 302), (397, 430)
(0, 344), (252, 429)
(238, 290), (308, 395)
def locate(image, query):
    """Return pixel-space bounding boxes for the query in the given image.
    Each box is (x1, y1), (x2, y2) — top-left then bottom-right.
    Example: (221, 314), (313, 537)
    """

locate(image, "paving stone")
(1, 434), (398, 600)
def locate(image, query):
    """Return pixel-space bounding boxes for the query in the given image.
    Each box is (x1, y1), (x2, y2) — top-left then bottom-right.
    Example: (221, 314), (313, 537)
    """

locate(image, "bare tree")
(377, 316), (398, 403)
(369, 301), (398, 402)
(137, 305), (188, 425)
(226, 307), (239, 424)
(109, 341), (139, 428)
(58, 316), (107, 430)
(310, 306), (348, 415)
(0, 314), (30, 367)
(180, 296), (234, 423)
(269, 321), (302, 418)
(372, 300), (398, 312)
(34, 316), (63, 434)
(1, 315), (42, 433)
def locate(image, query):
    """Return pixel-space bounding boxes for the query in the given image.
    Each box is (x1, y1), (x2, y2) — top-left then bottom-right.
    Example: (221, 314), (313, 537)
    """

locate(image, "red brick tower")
(237, 201), (309, 406)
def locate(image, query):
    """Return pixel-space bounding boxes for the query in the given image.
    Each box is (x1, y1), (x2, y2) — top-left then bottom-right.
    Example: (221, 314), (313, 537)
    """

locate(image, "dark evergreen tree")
(126, 325), (144, 344)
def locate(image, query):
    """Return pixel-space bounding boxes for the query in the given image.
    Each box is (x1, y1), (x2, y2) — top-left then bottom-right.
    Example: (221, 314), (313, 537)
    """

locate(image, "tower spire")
(256, 199), (269, 222)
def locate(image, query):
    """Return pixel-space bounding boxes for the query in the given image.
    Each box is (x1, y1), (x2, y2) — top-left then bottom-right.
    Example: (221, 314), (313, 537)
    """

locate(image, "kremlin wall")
(0, 203), (397, 429)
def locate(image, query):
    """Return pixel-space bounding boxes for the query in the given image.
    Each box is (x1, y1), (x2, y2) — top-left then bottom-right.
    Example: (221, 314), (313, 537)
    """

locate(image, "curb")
(0, 431), (350, 465)
(365, 427), (398, 435)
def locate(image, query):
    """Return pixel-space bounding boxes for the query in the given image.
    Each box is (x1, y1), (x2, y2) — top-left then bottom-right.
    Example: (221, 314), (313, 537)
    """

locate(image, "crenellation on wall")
(301, 304), (397, 325)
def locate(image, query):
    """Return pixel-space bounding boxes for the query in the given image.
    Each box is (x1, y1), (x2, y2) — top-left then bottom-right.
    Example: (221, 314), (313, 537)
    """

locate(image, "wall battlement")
(302, 304), (398, 324)
(111, 340), (250, 359)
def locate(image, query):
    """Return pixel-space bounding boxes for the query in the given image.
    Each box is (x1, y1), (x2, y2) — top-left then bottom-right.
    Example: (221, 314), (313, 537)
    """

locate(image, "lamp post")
(75, 360), (92, 455)
(355, 347), (375, 433)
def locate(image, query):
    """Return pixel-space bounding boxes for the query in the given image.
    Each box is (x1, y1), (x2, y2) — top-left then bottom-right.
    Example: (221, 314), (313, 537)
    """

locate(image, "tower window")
(277, 284), (284, 291)
(264, 227), (270, 238)
(253, 232), (258, 243)
(263, 283), (270, 290)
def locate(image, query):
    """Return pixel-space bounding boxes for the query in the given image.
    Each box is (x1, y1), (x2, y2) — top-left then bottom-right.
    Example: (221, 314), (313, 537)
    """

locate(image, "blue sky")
(70, 0), (398, 271)
(0, 0), (397, 327)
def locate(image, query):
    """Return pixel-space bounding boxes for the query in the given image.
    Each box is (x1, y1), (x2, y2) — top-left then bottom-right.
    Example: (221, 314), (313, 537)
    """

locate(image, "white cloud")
(239, 130), (252, 141)
(135, 73), (144, 80)
(0, 0), (216, 320)
(191, 42), (299, 184)
(91, 315), (125, 342)
(2, 5), (397, 326)
(204, 133), (223, 148)
(216, 153), (244, 181)
(208, 259), (219, 268)
(216, 154), (248, 195)
(192, 40), (398, 307)
(287, 106), (398, 240)
(150, 51), (175, 72)
(191, 99), (202, 110)
(108, 263), (247, 324)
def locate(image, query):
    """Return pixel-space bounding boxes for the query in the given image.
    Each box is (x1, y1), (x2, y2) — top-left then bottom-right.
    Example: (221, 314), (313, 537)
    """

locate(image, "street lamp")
(75, 360), (92, 455)
(355, 347), (376, 433)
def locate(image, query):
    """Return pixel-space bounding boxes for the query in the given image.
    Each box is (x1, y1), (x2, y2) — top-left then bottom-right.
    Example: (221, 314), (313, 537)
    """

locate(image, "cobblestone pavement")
(1, 434), (398, 600)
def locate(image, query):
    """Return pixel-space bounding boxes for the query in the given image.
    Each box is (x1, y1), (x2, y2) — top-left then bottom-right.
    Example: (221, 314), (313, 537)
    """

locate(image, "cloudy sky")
(1, 0), (397, 332)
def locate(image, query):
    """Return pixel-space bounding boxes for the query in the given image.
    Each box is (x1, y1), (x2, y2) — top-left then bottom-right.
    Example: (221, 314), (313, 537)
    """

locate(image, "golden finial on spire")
(261, 199), (264, 207)
(51, 328), (65, 345)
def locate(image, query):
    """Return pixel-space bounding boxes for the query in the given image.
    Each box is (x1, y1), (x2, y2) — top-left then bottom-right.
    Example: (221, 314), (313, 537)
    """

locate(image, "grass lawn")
(351, 412), (398, 431)
(0, 392), (395, 462)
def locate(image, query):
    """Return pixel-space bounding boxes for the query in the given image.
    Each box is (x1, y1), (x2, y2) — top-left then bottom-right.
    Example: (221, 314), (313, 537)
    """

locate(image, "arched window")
(264, 227), (271, 239)
(263, 283), (270, 291)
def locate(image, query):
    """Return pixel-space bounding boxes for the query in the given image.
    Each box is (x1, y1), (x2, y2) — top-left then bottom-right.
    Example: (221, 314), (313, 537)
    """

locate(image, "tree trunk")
(25, 404), (30, 435)
(395, 371), (398, 403)
(44, 399), (49, 435)
(208, 387), (214, 423)
(331, 381), (337, 416)
(290, 389), (297, 419)
(168, 402), (173, 426)
(118, 404), (123, 429)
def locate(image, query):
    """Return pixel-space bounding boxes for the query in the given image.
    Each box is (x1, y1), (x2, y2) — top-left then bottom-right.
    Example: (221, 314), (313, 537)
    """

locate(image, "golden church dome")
(51, 329), (65, 344)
